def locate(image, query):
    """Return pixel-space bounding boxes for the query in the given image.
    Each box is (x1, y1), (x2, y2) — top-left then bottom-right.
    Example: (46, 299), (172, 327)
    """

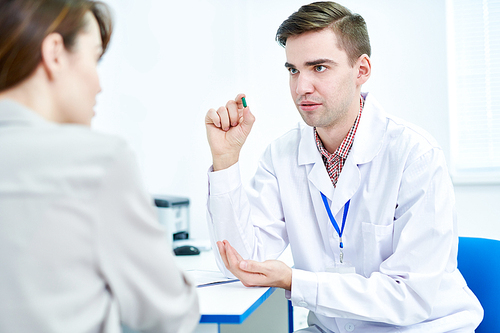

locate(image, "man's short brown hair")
(276, 1), (371, 66)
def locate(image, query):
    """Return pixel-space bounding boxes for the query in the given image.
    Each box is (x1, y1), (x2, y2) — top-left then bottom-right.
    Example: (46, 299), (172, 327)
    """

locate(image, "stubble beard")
(297, 100), (350, 130)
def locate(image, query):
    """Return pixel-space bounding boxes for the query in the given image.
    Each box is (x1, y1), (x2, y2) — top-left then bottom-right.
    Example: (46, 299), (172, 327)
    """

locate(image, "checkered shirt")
(314, 97), (364, 187)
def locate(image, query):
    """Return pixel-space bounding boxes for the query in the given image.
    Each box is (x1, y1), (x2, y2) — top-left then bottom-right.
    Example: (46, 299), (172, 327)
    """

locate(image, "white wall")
(94, 0), (499, 241)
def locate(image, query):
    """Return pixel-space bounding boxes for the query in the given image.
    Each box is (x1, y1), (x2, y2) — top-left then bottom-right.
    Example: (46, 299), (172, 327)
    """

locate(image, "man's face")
(285, 28), (360, 130)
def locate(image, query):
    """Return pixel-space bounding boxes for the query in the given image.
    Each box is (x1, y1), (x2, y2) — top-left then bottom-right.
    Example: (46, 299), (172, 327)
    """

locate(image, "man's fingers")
(235, 93), (246, 113)
(210, 101), (245, 132)
(239, 107), (255, 133)
(225, 241), (244, 262)
(205, 108), (221, 128)
(206, 95), (254, 139)
(225, 100), (240, 127)
(217, 241), (293, 290)
(216, 106), (231, 131)
(235, 93), (246, 103)
(217, 241), (230, 269)
(224, 241), (242, 270)
(220, 240), (282, 288)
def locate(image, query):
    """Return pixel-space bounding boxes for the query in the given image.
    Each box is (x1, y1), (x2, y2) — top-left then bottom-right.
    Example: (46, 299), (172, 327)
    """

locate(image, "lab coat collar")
(297, 117), (346, 211)
(349, 92), (387, 165)
(297, 124), (334, 199)
(297, 92), (387, 215)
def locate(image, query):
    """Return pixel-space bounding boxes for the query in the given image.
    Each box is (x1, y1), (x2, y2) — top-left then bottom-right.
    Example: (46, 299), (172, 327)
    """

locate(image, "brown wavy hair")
(0, 0), (113, 92)
(276, 1), (370, 66)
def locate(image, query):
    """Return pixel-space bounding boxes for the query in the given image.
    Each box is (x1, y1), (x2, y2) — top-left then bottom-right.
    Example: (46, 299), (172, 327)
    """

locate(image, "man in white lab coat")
(204, 2), (483, 332)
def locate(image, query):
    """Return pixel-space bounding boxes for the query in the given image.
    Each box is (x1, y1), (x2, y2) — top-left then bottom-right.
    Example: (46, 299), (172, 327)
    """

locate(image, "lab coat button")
(344, 323), (355, 332)
(297, 301), (308, 307)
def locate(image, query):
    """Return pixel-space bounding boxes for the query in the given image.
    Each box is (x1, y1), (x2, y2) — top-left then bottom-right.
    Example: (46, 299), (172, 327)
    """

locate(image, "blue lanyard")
(320, 192), (350, 262)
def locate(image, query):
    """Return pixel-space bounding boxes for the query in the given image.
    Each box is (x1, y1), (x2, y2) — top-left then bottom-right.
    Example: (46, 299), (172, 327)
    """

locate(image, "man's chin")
(298, 113), (319, 128)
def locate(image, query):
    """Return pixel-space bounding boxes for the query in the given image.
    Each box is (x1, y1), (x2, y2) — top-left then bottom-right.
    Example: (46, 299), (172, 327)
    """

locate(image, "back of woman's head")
(0, 0), (113, 92)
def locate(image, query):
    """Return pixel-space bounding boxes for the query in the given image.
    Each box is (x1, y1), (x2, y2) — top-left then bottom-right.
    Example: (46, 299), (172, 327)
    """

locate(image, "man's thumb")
(240, 107), (255, 134)
(240, 260), (261, 272)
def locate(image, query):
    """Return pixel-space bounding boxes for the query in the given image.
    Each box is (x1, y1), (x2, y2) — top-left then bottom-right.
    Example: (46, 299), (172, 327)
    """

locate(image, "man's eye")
(288, 68), (298, 75)
(315, 65), (326, 73)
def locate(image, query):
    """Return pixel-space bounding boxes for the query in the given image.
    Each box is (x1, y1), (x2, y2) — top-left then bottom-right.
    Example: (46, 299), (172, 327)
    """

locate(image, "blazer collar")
(0, 99), (53, 128)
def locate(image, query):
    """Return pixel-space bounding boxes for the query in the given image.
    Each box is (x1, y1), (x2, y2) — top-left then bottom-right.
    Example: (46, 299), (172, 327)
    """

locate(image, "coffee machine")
(153, 195), (190, 247)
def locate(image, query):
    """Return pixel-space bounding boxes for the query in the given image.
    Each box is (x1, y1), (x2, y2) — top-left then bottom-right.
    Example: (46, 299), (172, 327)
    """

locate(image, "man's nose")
(295, 73), (314, 96)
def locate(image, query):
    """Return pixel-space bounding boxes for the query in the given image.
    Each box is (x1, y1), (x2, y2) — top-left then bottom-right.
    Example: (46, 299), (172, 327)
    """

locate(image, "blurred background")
(93, 0), (500, 242)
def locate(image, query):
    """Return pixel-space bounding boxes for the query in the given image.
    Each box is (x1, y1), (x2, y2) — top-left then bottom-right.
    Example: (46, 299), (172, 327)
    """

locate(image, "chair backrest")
(458, 237), (500, 333)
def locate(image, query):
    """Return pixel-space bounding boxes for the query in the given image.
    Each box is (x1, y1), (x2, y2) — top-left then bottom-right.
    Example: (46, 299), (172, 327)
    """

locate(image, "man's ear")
(40, 33), (66, 81)
(355, 54), (371, 85)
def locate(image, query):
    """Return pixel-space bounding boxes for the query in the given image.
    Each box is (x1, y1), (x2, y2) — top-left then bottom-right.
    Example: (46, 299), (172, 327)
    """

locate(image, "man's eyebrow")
(285, 59), (337, 69)
(304, 59), (336, 67)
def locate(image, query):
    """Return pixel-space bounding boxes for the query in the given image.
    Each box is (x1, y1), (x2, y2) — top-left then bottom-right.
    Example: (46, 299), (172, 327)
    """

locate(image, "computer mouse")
(174, 245), (200, 256)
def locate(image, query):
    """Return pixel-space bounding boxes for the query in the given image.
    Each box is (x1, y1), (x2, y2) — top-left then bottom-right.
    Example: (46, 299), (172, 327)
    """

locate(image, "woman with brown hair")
(0, 1), (199, 332)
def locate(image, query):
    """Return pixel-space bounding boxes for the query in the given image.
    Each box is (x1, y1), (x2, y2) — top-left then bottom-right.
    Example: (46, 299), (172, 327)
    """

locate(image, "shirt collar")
(314, 95), (364, 161)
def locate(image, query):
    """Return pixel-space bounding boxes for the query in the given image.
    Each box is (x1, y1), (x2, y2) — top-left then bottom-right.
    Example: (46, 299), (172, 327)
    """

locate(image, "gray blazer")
(0, 100), (199, 333)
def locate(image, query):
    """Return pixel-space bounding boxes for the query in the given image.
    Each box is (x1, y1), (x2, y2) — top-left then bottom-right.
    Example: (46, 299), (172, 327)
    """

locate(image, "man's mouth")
(299, 100), (322, 111)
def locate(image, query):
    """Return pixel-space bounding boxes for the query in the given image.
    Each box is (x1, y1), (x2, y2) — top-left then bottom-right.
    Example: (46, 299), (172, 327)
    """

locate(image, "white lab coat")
(0, 100), (199, 333)
(207, 93), (483, 332)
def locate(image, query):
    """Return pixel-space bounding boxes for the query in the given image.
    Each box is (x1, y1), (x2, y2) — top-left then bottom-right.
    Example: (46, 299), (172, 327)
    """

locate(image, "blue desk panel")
(199, 287), (276, 324)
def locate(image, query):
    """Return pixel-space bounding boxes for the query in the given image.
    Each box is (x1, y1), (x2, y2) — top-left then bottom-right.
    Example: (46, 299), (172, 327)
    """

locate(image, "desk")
(122, 250), (291, 333)
(175, 251), (291, 333)
(197, 281), (276, 324)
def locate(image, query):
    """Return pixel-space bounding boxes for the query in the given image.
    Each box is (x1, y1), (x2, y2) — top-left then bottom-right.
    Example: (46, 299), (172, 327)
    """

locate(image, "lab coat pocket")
(361, 222), (394, 277)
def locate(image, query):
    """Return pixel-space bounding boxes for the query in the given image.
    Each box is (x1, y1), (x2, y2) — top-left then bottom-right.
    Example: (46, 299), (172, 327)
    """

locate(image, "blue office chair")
(458, 236), (500, 333)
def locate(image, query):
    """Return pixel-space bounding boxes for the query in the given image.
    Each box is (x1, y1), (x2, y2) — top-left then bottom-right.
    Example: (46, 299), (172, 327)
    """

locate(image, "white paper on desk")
(186, 269), (239, 287)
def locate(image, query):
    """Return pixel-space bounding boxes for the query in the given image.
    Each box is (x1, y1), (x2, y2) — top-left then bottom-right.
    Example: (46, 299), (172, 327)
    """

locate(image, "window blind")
(447, 0), (500, 183)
